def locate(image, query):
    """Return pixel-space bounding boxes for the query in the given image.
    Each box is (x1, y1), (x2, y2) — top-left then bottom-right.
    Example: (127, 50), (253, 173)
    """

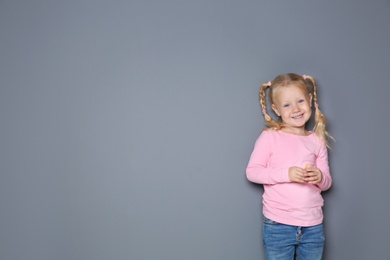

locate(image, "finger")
(293, 175), (306, 183)
(304, 171), (314, 177)
(305, 177), (316, 182)
(305, 169), (318, 177)
(305, 174), (318, 181)
(309, 178), (321, 184)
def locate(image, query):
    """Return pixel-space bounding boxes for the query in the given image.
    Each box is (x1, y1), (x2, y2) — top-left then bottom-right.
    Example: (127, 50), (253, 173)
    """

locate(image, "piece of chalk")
(305, 164), (311, 169)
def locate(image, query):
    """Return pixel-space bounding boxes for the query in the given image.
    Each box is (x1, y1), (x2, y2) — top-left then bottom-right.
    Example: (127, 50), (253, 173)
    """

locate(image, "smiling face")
(271, 84), (312, 135)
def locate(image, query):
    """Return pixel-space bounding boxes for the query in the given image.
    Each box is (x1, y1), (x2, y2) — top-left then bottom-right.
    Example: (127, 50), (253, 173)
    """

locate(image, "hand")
(288, 166), (307, 183)
(304, 166), (323, 184)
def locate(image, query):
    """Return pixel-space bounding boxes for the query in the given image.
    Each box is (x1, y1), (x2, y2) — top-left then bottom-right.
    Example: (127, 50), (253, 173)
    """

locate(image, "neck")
(281, 126), (309, 136)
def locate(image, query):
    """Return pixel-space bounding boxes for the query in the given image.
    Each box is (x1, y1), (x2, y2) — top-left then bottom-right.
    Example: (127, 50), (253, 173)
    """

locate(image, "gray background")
(1, 1), (389, 259)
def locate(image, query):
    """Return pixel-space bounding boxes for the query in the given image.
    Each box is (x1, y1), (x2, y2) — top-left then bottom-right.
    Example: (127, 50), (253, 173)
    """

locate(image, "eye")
(298, 99), (305, 103)
(283, 104), (289, 108)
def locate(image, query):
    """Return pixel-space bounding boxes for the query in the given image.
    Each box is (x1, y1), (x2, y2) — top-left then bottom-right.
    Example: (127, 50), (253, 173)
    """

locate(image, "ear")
(272, 104), (280, 116)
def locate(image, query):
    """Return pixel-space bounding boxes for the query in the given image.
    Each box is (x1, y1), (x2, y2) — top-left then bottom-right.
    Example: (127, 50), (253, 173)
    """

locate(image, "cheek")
(305, 108), (312, 117)
(281, 107), (291, 114)
(279, 111), (289, 119)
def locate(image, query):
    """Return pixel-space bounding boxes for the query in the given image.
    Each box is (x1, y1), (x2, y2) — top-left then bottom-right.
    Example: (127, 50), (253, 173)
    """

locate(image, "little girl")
(246, 73), (332, 260)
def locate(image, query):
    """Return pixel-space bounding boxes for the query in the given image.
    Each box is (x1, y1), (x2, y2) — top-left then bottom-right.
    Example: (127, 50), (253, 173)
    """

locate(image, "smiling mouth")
(292, 114), (304, 119)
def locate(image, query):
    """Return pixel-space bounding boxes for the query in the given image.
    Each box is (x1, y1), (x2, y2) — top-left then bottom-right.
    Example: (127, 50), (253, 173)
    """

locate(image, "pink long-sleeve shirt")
(246, 129), (332, 227)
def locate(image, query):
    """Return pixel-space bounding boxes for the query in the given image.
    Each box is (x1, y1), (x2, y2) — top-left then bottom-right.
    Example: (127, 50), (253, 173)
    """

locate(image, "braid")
(259, 82), (281, 129)
(303, 75), (318, 107)
(303, 75), (333, 146)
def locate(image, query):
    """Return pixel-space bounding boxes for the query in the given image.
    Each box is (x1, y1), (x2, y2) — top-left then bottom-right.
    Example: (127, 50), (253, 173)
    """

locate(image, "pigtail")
(259, 81), (282, 130)
(303, 75), (333, 146)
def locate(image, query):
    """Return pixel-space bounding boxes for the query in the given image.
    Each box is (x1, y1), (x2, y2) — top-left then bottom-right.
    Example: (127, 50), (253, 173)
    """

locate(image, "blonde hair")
(259, 73), (333, 146)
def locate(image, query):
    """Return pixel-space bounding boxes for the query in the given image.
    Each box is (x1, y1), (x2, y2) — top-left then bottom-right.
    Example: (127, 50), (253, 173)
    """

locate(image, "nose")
(292, 104), (300, 113)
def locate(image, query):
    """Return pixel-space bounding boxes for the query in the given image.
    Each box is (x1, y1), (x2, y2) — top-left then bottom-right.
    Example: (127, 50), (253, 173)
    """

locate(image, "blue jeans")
(263, 217), (324, 260)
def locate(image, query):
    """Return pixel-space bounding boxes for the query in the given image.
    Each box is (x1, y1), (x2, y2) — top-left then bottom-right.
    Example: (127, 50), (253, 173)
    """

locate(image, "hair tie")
(303, 75), (307, 80)
(267, 81), (271, 86)
(262, 108), (267, 115)
(315, 103), (319, 109)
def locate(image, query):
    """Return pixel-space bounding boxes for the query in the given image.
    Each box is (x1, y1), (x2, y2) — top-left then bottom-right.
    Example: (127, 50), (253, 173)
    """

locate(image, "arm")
(246, 131), (290, 184)
(314, 143), (332, 191)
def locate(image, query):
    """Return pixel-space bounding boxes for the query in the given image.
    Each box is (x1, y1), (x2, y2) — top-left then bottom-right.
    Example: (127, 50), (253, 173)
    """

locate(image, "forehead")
(273, 84), (308, 101)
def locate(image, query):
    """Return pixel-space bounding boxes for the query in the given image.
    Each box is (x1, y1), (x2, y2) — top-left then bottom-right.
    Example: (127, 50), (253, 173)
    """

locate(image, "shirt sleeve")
(246, 131), (290, 184)
(315, 142), (332, 191)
